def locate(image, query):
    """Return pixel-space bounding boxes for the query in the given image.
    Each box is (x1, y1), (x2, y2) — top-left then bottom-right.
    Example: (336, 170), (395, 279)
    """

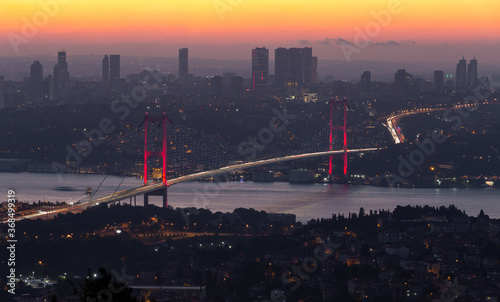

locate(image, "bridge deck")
(7, 148), (378, 221)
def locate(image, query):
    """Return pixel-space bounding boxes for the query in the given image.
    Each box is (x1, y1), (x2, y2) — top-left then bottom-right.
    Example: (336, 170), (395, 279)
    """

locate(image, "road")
(384, 103), (479, 144)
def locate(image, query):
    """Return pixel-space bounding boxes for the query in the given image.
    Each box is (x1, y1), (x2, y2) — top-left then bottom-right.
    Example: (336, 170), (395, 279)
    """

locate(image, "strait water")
(2, 172), (500, 222)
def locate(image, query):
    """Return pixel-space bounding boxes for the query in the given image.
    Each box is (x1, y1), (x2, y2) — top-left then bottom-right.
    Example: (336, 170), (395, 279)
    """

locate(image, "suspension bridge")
(10, 98), (380, 221)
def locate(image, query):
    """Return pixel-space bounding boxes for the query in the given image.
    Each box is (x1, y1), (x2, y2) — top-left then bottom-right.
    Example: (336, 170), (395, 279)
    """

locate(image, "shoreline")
(1, 170), (498, 190)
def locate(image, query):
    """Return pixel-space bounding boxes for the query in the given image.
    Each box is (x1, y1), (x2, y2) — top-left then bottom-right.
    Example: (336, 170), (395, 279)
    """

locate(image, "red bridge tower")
(329, 97), (349, 180)
(140, 113), (172, 207)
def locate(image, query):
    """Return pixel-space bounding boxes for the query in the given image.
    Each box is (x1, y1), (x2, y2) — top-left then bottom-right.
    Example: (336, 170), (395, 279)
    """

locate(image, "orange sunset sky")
(1, 0), (499, 61)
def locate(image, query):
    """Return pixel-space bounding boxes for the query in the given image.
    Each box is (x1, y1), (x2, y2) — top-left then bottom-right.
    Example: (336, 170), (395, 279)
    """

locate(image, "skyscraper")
(395, 69), (413, 95)
(30, 61), (43, 100)
(301, 47), (312, 85)
(288, 48), (303, 86)
(361, 71), (371, 93)
(467, 56), (478, 87)
(311, 56), (318, 85)
(210, 76), (222, 97)
(179, 48), (188, 82)
(109, 55), (120, 86)
(102, 55), (109, 85)
(274, 47), (313, 87)
(274, 47), (289, 87)
(231, 76), (244, 99)
(455, 56), (467, 89)
(252, 47), (269, 91)
(53, 50), (69, 98)
(394, 69), (406, 92)
(42, 75), (55, 101)
(433, 70), (444, 93)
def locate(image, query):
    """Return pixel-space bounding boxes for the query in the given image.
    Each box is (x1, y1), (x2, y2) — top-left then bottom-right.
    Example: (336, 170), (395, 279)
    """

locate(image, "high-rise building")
(301, 47), (312, 85)
(210, 76), (222, 96)
(467, 56), (478, 87)
(361, 71), (371, 93)
(311, 56), (318, 84)
(252, 47), (269, 91)
(42, 75), (55, 101)
(231, 76), (244, 99)
(179, 48), (188, 82)
(274, 47), (289, 87)
(222, 72), (235, 87)
(394, 69), (413, 95)
(109, 55), (120, 86)
(53, 50), (69, 97)
(102, 55), (109, 85)
(285, 81), (298, 99)
(394, 69), (407, 94)
(288, 48), (303, 86)
(433, 70), (444, 93)
(30, 61), (43, 100)
(455, 56), (467, 89)
(274, 47), (313, 87)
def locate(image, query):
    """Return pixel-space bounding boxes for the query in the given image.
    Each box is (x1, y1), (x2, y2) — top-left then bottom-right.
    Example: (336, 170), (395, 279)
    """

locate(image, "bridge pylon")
(328, 97), (349, 181)
(140, 112), (172, 207)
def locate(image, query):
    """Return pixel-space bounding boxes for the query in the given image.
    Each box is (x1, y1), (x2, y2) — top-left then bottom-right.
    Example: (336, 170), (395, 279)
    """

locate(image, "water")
(2, 172), (499, 222)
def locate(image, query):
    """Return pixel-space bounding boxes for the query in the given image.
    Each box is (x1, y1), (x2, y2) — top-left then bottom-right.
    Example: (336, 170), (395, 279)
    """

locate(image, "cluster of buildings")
(169, 209), (500, 301)
(101, 54), (121, 88)
(1, 46), (492, 109)
(5, 198), (500, 301)
(310, 214), (500, 301)
(29, 51), (69, 101)
(250, 46), (318, 93)
(394, 56), (480, 97)
(28, 51), (121, 102)
(0, 49), (497, 181)
(455, 56), (478, 89)
(28, 51), (112, 101)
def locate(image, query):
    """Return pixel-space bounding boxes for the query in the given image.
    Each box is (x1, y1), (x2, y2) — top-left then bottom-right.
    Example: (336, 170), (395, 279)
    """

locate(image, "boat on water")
(53, 186), (79, 192)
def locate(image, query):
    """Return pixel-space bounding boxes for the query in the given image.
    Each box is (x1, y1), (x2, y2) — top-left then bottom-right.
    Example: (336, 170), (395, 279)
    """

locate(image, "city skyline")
(0, 0), (499, 62)
(7, 50), (495, 83)
(2, 1), (500, 301)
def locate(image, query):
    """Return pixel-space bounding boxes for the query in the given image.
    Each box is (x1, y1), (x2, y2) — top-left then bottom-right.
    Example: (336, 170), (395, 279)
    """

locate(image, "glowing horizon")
(1, 0), (499, 61)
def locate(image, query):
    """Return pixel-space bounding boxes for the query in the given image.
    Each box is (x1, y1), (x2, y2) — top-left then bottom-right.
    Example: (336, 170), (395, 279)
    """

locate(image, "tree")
(478, 209), (489, 219)
(54, 278), (78, 298)
(79, 267), (136, 302)
(359, 207), (365, 218)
